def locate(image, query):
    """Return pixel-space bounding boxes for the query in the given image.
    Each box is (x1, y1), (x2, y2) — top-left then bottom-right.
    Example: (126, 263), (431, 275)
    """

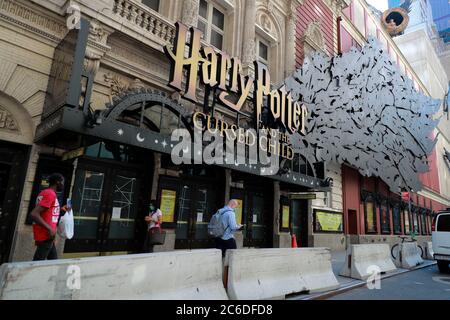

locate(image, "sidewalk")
(287, 250), (437, 300)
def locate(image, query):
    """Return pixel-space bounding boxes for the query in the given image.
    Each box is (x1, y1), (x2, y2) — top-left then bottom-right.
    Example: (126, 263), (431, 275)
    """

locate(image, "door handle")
(105, 214), (111, 225)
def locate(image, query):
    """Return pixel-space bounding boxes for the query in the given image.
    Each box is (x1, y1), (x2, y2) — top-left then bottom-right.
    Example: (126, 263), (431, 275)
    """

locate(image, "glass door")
(67, 165), (107, 252)
(158, 177), (218, 250)
(66, 163), (142, 253)
(103, 169), (140, 251)
(243, 190), (272, 248)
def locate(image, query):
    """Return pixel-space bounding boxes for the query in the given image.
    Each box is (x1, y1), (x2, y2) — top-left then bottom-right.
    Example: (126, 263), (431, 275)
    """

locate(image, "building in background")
(429, 0), (450, 43)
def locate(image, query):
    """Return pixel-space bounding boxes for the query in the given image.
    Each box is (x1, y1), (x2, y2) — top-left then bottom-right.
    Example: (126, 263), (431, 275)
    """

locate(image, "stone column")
(241, 0), (257, 73)
(181, 0), (200, 27)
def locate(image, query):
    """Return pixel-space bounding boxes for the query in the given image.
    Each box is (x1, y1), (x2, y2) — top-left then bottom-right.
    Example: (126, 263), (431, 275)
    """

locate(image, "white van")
(432, 211), (450, 273)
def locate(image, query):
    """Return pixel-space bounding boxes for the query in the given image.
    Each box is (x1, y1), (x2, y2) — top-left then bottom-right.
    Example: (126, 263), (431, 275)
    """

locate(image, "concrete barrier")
(225, 248), (339, 300)
(424, 242), (434, 260)
(0, 250), (228, 300)
(339, 244), (397, 280)
(395, 242), (424, 269)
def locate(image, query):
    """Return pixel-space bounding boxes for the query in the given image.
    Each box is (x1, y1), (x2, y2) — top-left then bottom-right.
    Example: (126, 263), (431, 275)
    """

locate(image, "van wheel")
(437, 260), (450, 273)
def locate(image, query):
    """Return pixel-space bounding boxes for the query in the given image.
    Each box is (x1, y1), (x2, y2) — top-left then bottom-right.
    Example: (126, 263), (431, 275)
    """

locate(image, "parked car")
(432, 210), (450, 273)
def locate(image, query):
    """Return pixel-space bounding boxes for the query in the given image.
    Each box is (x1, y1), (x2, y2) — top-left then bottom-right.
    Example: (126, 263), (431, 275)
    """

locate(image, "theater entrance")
(157, 167), (225, 250)
(64, 143), (153, 253)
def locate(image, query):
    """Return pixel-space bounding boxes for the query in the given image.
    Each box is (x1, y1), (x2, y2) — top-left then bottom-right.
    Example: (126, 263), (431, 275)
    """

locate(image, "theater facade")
(0, 0), (448, 263)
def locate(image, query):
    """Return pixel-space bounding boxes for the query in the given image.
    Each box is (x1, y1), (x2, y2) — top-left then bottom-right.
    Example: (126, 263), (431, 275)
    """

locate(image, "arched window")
(116, 101), (189, 135)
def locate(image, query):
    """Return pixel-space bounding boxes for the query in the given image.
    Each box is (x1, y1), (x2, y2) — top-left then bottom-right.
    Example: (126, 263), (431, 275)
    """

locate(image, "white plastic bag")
(58, 209), (74, 239)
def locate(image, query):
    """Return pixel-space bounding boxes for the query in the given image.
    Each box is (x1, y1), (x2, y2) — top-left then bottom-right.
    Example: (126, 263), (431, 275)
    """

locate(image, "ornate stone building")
(0, 0), (341, 262)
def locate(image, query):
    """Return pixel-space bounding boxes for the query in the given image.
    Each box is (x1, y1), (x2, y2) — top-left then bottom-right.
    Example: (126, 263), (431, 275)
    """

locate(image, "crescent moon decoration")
(136, 133), (145, 143)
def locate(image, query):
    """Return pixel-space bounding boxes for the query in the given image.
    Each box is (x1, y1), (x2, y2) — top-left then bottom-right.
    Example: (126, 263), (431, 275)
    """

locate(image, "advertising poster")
(235, 199), (243, 225)
(282, 205), (290, 229)
(366, 202), (376, 232)
(315, 210), (343, 232)
(160, 189), (176, 223)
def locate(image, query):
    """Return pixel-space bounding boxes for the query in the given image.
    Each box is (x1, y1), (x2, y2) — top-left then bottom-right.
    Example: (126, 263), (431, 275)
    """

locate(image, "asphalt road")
(328, 264), (450, 300)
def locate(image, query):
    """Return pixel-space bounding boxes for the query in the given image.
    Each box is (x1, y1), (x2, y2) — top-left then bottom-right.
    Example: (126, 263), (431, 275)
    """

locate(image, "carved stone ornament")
(0, 107), (19, 132)
(303, 21), (327, 53)
(104, 73), (147, 98)
(284, 38), (441, 192)
(104, 73), (129, 97)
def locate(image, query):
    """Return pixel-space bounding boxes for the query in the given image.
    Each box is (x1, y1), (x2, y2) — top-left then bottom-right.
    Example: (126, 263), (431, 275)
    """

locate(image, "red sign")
(401, 192), (410, 202)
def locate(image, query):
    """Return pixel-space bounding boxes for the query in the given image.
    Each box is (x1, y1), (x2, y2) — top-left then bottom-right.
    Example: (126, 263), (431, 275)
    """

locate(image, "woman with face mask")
(143, 202), (163, 253)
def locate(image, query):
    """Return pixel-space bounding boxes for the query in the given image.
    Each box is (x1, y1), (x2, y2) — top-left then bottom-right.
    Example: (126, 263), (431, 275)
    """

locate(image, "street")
(328, 264), (450, 300)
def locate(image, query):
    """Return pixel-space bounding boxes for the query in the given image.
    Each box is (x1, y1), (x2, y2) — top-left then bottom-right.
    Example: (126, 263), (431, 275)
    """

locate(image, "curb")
(292, 260), (437, 300)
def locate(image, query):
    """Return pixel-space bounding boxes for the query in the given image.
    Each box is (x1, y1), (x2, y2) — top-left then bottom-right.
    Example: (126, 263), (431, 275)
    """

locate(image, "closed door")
(291, 199), (308, 247)
(65, 162), (143, 253)
(0, 142), (29, 264)
(159, 177), (218, 249)
(348, 209), (358, 235)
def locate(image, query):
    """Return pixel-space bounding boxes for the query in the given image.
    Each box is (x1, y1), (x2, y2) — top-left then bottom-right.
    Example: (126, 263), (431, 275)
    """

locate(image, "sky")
(366, 0), (389, 11)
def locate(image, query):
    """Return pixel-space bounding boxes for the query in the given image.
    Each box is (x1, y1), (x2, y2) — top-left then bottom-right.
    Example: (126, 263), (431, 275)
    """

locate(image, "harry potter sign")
(164, 22), (308, 135)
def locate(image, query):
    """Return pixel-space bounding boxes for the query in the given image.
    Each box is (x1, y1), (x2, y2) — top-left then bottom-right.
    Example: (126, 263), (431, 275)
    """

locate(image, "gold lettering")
(200, 46), (218, 87)
(193, 112), (206, 130)
(164, 22), (203, 103)
(254, 61), (271, 126)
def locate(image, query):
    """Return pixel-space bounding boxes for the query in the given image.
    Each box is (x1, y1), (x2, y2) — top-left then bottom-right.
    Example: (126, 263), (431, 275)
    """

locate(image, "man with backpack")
(208, 199), (243, 258)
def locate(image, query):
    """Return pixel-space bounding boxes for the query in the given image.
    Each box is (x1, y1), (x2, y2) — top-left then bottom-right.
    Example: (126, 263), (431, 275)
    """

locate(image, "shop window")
(380, 201), (391, 234)
(198, 0), (225, 50)
(141, 0), (160, 12)
(392, 205), (402, 234)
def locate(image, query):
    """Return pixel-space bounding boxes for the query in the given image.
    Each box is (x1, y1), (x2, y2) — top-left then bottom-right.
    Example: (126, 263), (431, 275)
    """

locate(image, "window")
(380, 201), (391, 234)
(420, 213), (427, 235)
(437, 214), (450, 232)
(198, 0), (225, 50)
(257, 38), (269, 64)
(392, 205), (402, 234)
(412, 211), (419, 234)
(365, 200), (377, 233)
(142, 0), (160, 12)
(403, 209), (411, 234)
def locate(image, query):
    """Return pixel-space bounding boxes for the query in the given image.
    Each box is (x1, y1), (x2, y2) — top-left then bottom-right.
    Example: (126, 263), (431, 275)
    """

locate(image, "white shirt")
(148, 209), (163, 229)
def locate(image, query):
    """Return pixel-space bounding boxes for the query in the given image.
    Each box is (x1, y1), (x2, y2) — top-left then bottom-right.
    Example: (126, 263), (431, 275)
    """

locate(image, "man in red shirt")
(30, 173), (67, 261)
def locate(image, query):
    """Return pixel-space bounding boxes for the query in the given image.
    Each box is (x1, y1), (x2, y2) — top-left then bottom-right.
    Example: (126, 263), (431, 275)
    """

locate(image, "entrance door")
(158, 177), (218, 249)
(231, 187), (273, 248)
(0, 141), (29, 264)
(291, 199), (309, 247)
(348, 209), (358, 235)
(65, 161), (145, 253)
